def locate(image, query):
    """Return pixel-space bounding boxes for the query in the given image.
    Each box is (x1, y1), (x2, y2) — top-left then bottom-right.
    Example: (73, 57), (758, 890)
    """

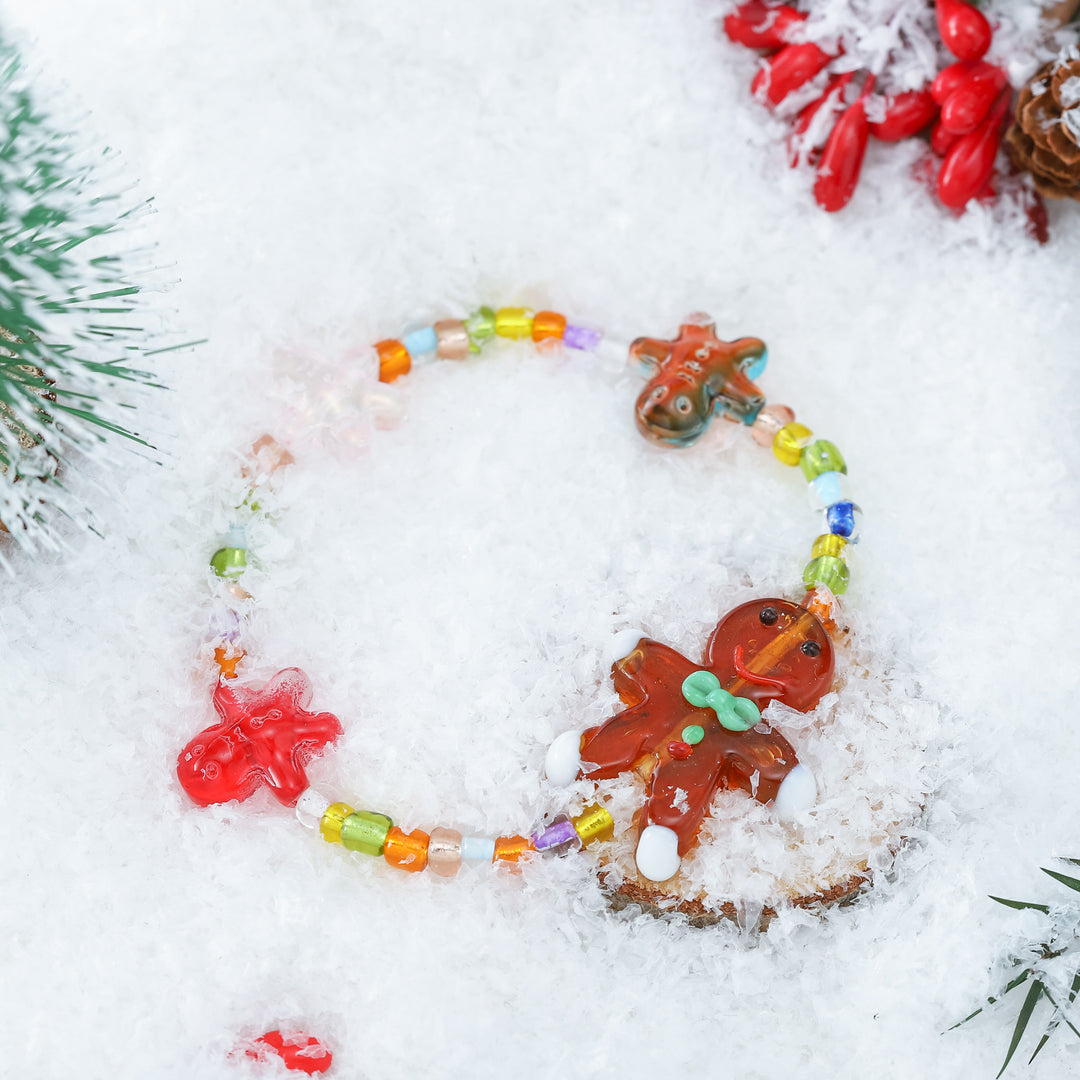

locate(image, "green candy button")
(681, 724), (705, 745)
(681, 670), (761, 733)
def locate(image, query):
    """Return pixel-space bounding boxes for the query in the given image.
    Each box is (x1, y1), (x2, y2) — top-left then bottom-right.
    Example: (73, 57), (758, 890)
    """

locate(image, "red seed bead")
(375, 339), (411, 382)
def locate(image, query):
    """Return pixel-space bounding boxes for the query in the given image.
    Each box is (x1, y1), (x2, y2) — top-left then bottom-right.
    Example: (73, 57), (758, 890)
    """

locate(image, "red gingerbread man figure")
(546, 599), (834, 881)
(177, 667), (342, 808)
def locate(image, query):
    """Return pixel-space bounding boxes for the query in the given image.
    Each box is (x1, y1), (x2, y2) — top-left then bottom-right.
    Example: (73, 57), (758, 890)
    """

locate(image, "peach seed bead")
(750, 404), (796, 447)
(434, 319), (470, 361)
(427, 827), (464, 877)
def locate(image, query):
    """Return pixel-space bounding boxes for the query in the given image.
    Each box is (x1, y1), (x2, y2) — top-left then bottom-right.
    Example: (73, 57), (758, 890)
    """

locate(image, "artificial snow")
(2, 1), (1079, 1078)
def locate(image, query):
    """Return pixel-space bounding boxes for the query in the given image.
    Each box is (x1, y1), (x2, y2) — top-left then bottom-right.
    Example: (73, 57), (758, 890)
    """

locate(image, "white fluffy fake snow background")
(2, 2), (1079, 1077)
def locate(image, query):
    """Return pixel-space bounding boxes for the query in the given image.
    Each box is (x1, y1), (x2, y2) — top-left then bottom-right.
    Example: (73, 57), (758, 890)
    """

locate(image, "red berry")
(940, 65), (1007, 134)
(936, 90), (1010, 209)
(814, 79), (875, 212)
(931, 60), (992, 105)
(868, 88), (938, 141)
(751, 42), (834, 107)
(723, 2), (807, 51)
(935, 0), (993, 63)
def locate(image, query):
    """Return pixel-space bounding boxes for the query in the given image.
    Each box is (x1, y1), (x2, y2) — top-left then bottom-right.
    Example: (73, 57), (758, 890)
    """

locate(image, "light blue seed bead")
(744, 347), (768, 381)
(226, 523), (247, 547)
(810, 471), (847, 510)
(402, 326), (438, 357)
(460, 836), (496, 862)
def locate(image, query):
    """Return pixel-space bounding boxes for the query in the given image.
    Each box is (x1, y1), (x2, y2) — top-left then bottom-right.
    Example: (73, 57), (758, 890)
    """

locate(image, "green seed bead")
(465, 306), (497, 353)
(803, 554), (850, 595)
(210, 547), (247, 578)
(772, 422), (813, 467)
(799, 439), (847, 481)
(811, 533), (849, 560)
(340, 810), (394, 856)
(681, 724), (705, 745)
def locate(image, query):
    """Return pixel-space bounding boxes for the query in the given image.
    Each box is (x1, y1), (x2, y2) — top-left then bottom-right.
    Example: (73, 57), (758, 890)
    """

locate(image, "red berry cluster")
(723, 0), (1015, 213)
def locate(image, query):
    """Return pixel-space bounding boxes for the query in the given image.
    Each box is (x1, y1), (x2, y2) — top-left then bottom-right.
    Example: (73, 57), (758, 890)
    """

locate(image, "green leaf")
(1042, 867), (1080, 894)
(989, 895), (1049, 913)
(948, 969), (1034, 1030)
(997, 979), (1044, 1078)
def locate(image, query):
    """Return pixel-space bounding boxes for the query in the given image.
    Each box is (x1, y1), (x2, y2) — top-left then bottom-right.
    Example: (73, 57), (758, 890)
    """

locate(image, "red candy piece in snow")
(177, 668), (343, 807)
(940, 65), (1007, 134)
(868, 88), (938, 141)
(930, 60), (992, 105)
(788, 72), (852, 166)
(936, 0), (993, 63)
(752, 42), (834, 107)
(578, 599), (834, 854)
(814, 77), (875, 212)
(248, 1031), (333, 1075)
(930, 118), (962, 156)
(936, 90), (1010, 209)
(723, 1), (807, 51)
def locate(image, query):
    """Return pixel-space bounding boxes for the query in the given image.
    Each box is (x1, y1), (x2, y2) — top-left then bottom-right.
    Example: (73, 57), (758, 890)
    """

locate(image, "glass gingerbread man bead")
(546, 598), (833, 882)
(630, 313), (768, 447)
(177, 668), (343, 807)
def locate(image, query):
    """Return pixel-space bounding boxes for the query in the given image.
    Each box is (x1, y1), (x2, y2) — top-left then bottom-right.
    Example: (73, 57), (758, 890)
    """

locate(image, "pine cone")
(1005, 55), (1080, 200)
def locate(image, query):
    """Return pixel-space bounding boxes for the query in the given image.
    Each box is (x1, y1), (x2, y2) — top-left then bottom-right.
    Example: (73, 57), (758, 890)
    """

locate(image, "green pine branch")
(0, 34), (188, 554)
(952, 858), (1080, 1075)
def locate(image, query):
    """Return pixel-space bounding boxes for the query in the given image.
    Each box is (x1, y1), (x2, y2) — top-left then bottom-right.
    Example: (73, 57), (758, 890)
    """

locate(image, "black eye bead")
(759, 606), (778, 626)
(801, 640), (822, 657)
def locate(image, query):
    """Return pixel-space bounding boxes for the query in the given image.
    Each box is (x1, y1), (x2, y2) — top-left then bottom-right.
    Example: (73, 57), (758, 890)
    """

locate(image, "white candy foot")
(772, 763), (817, 821)
(544, 730), (583, 786)
(635, 824), (682, 882)
(607, 627), (646, 665)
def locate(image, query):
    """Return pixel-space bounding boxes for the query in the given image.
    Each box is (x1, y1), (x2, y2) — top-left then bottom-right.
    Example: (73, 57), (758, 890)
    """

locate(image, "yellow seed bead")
(494, 307), (534, 339)
(772, 422), (813, 467)
(319, 802), (354, 845)
(571, 803), (615, 846)
(811, 533), (849, 560)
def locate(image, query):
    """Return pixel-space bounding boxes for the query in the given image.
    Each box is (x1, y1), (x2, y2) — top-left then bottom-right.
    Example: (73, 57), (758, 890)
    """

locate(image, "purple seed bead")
(208, 607), (242, 643)
(533, 818), (581, 852)
(563, 324), (603, 351)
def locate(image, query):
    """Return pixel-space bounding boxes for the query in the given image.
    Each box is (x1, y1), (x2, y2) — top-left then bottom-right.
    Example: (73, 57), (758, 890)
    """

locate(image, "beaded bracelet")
(176, 309), (859, 889)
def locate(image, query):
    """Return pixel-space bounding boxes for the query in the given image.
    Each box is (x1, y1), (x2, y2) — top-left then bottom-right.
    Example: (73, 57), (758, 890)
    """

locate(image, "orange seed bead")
(531, 311), (567, 343)
(493, 835), (534, 863)
(213, 646), (246, 680)
(383, 826), (430, 873)
(375, 339), (411, 383)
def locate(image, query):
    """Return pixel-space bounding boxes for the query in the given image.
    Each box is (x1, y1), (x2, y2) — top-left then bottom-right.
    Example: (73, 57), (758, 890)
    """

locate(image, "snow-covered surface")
(2, 2), (1080, 1077)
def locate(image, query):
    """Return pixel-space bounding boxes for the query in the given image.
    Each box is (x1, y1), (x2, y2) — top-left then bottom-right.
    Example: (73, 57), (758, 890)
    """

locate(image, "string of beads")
(196, 306), (862, 880)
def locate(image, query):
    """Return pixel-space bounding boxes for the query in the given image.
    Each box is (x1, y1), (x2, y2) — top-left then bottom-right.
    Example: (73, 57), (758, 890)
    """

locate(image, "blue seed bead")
(460, 836), (496, 862)
(402, 326), (438, 358)
(744, 347), (768, 381)
(809, 471), (847, 510)
(826, 500), (862, 542)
